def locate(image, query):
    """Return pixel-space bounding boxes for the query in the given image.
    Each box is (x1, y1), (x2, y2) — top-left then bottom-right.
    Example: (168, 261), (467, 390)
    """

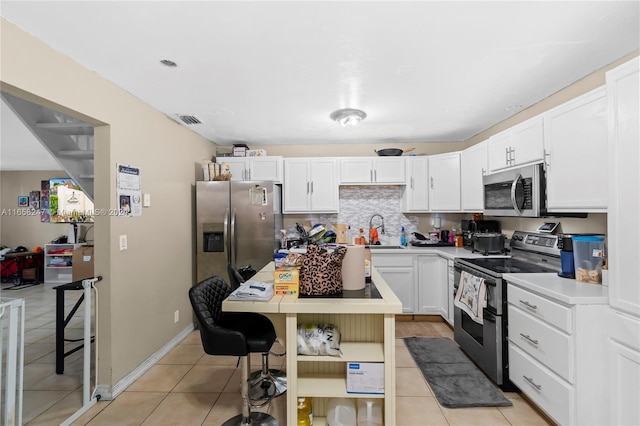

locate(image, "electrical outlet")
(174, 310), (179, 323)
(119, 235), (127, 250)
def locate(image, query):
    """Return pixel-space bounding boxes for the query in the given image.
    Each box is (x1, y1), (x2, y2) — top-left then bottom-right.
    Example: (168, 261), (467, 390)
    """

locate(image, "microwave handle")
(510, 173), (524, 216)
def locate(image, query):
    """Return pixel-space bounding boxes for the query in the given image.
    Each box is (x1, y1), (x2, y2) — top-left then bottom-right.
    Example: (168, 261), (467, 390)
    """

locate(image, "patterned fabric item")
(299, 244), (347, 296)
(454, 271), (487, 324)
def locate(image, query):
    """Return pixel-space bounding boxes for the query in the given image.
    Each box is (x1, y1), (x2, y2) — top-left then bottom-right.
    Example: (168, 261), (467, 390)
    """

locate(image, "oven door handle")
(454, 267), (497, 286)
(510, 173), (524, 216)
(483, 310), (497, 323)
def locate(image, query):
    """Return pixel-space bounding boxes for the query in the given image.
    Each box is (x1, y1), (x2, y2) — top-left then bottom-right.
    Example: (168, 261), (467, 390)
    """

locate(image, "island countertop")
(223, 262), (402, 314)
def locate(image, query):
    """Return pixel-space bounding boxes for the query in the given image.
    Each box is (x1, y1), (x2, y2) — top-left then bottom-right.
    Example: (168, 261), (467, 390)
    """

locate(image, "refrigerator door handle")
(230, 208), (237, 266)
(224, 208), (230, 264)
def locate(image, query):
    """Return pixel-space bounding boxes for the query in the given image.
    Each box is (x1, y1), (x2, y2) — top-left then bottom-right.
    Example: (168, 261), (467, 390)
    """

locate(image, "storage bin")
(572, 236), (605, 283)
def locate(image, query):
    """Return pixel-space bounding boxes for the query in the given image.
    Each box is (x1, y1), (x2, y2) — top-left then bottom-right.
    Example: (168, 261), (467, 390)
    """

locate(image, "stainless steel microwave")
(483, 163), (545, 217)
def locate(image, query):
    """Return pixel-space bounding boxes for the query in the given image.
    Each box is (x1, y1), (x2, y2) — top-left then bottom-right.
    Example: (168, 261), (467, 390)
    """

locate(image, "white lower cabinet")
(446, 260), (455, 325)
(507, 282), (608, 425)
(416, 254), (447, 315)
(608, 311), (640, 426)
(371, 254), (415, 313)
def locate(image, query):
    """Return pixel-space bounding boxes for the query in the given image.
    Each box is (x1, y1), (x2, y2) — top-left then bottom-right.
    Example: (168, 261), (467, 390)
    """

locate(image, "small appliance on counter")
(461, 219), (501, 250)
(471, 232), (507, 255)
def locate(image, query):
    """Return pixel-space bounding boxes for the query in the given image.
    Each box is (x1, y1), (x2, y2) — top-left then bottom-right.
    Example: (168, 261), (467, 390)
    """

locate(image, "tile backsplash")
(284, 186), (421, 244)
(282, 185), (607, 244)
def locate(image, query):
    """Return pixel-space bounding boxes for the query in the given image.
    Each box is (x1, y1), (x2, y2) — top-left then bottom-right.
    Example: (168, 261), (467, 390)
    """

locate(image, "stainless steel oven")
(453, 231), (562, 390)
(453, 263), (506, 385)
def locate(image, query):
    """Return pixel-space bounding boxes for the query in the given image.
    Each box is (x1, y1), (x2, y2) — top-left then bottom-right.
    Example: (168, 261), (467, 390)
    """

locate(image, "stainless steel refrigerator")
(196, 181), (279, 284)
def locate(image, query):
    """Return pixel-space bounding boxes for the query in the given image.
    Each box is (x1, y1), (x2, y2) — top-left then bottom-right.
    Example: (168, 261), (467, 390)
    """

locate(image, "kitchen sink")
(366, 245), (405, 249)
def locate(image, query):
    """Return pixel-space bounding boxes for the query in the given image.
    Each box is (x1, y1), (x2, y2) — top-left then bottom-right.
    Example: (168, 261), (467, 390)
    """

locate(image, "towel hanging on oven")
(454, 271), (487, 324)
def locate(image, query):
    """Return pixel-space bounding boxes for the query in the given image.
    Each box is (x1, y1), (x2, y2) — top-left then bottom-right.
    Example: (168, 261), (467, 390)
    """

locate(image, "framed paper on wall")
(29, 191), (40, 210)
(18, 196), (28, 207)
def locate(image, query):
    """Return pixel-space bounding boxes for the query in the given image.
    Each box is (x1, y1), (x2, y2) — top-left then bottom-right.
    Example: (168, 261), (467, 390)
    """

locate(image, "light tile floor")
(3, 282), (554, 425)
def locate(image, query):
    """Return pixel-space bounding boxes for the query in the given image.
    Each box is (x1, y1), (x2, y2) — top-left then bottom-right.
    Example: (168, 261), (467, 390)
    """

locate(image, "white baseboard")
(95, 324), (195, 400)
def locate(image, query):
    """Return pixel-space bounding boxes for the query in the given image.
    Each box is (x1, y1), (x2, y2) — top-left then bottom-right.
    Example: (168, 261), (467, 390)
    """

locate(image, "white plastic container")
(357, 399), (383, 426)
(327, 397), (356, 426)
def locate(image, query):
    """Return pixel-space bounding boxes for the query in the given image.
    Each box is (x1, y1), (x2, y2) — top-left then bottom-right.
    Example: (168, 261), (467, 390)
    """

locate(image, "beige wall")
(1, 19), (215, 390)
(0, 171), (72, 248)
(464, 49), (640, 148)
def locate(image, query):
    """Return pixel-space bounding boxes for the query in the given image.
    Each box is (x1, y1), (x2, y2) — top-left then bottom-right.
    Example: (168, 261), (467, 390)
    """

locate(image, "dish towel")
(454, 271), (487, 324)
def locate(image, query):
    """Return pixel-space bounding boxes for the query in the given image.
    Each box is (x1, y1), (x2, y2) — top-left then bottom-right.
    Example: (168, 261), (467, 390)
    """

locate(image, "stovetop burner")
(455, 230), (562, 277)
(458, 257), (558, 274)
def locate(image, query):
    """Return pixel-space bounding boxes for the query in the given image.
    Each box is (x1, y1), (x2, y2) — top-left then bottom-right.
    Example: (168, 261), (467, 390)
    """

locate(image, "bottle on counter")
(297, 397), (313, 426)
(280, 229), (288, 249)
(347, 225), (356, 244)
(400, 226), (407, 246)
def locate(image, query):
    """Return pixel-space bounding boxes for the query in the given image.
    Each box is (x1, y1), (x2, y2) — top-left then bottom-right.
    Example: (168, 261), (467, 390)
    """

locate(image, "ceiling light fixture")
(330, 108), (367, 127)
(160, 59), (178, 67)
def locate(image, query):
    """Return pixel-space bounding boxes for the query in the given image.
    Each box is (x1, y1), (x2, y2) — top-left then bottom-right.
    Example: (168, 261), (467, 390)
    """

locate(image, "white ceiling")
(1, 1), (639, 157)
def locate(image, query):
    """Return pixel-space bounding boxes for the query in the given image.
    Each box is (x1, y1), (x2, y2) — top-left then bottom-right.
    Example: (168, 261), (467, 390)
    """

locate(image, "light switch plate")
(143, 193), (151, 207)
(119, 235), (127, 250)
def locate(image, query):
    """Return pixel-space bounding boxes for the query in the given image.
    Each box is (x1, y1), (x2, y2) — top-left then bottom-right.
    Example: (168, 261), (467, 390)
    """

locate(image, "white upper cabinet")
(402, 157), (429, 212)
(543, 87), (607, 212)
(428, 152), (461, 211)
(283, 158), (338, 213)
(488, 115), (544, 172)
(221, 156), (282, 183)
(460, 141), (487, 212)
(339, 157), (406, 184)
(607, 57), (640, 316)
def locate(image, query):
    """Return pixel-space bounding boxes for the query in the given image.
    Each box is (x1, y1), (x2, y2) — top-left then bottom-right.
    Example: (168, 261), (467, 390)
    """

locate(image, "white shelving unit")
(44, 243), (83, 284)
(289, 314), (389, 425)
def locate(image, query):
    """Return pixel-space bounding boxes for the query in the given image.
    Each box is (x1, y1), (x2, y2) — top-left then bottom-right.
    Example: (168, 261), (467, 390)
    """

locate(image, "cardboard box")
(22, 268), (37, 281)
(347, 362), (385, 394)
(274, 282), (299, 296)
(273, 266), (299, 295)
(72, 246), (94, 282)
(274, 266), (299, 284)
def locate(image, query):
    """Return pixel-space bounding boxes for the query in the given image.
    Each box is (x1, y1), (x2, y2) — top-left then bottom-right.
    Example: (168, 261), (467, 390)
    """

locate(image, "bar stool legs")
(249, 351), (287, 403)
(222, 356), (278, 426)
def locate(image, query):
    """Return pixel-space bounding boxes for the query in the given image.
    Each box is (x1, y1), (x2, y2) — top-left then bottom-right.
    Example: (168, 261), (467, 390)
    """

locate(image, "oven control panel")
(511, 231), (559, 255)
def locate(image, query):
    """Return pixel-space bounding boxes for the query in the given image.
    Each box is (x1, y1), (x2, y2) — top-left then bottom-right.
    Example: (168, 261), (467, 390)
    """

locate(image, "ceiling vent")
(176, 115), (202, 125)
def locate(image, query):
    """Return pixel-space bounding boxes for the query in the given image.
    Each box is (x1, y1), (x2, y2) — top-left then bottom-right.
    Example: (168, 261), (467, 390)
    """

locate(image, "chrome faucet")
(369, 214), (385, 244)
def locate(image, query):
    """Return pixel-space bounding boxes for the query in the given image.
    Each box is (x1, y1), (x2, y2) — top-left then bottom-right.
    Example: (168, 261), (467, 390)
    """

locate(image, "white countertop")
(503, 272), (609, 305)
(369, 245), (507, 260)
(366, 245), (609, 306)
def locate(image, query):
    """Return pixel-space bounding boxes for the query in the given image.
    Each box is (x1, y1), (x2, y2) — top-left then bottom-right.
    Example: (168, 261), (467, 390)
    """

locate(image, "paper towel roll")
(342, 245), (365, 291)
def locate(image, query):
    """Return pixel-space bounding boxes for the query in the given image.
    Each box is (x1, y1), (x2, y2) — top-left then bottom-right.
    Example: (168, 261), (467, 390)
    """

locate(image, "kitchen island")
(223, 262), (402, 426)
